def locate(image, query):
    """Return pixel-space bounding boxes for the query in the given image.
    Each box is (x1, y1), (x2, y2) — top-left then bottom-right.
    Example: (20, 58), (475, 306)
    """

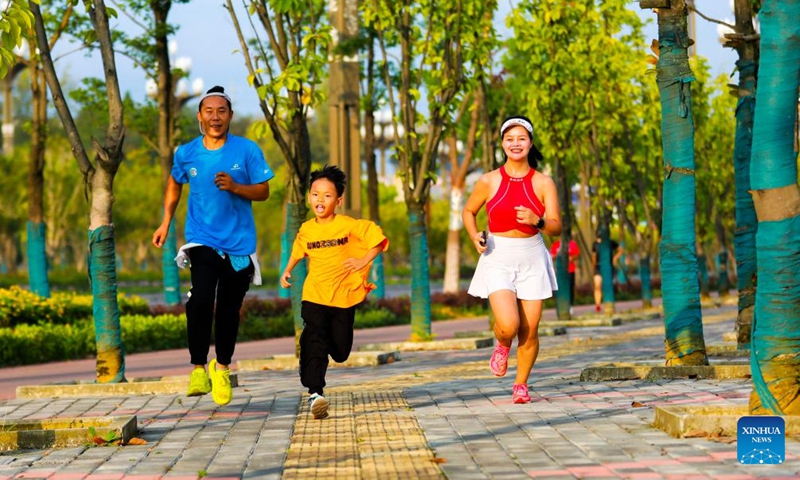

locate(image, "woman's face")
(501, 125), (531, 163)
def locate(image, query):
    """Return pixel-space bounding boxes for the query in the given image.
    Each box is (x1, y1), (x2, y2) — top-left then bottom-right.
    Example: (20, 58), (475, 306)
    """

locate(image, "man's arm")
(152, 176), (183, 248)
(214, 173), (270, 201)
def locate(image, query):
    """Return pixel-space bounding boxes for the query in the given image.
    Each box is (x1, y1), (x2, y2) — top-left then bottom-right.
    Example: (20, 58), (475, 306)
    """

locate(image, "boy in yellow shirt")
(280, 165), (389, 419)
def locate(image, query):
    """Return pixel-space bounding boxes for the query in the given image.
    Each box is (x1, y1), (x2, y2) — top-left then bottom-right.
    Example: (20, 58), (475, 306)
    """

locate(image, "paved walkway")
(2, 301), (798, 479)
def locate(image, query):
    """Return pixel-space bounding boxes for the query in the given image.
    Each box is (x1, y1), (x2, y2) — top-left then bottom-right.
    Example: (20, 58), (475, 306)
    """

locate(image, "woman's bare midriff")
(490, 229), (535, 239)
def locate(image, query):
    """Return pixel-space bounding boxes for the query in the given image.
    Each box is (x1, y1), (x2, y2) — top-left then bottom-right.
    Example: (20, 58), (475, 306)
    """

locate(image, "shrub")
(0, 286), (67, 327)
(0, 322), (95, 366)
(121, 314), (187, 353)
(354, 307), (405, 329)
(0, 287), (151, 327)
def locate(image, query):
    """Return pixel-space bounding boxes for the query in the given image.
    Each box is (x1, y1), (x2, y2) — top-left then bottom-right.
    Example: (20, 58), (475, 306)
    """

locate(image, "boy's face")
(308, 178), (342, 221)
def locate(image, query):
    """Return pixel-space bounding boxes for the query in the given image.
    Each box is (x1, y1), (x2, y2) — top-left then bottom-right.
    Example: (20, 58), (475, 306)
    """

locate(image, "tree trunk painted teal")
(408, 205), (432, 341)
(697, 252), (710, 299)
(654, 1), (707, 366)
(285, 202), (308, 354)
(597, 221), (615, 312)
(733, 58), (757, 348)
(161, 222), (181, 306)
(278, 227), (291, 299)
(639, 256), (652, 308)
(616, 251), (628, 285)
(369, 251), (386, 299)
(88, 225), (125, 383)
(554, 161), (572, 320)
(26, 221), (50, 298)
(554, 254), (570, 319)
(716, 251), (730, 298)
(747, 0), (800, 415)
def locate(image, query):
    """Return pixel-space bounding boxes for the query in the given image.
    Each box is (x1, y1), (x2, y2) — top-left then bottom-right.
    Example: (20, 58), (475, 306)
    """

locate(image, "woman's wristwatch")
(536, 217), (545, 229)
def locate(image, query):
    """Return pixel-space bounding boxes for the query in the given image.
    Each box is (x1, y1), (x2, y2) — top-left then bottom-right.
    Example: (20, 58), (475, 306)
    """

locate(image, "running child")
(280, 165), (389, 419)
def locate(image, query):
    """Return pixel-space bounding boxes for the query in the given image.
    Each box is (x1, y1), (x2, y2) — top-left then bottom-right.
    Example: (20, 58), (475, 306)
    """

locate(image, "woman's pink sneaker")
(489, 344), (510, 377)
(512, 383), (531, 404)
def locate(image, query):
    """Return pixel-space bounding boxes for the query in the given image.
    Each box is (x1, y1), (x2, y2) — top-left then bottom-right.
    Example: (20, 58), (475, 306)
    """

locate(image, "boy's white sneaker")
(308, 393), (329, 419)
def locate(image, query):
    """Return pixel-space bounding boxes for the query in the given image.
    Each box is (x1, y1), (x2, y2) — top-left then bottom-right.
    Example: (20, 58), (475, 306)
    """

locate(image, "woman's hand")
(514, 205), (542, 226)
(472, 231), (488, 254)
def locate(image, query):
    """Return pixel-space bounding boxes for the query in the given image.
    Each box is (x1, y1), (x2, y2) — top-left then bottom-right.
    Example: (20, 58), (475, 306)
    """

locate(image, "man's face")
(197, 96), (232, 140)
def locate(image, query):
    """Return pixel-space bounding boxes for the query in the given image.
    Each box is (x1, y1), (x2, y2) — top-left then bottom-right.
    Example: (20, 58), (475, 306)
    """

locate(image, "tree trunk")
(363, 35), (385, 299)
(33, 0), (127, 382)
(748, 0), (800, 415)
(442, 187), (464, 293)
(730, 0), (759, 349)
(597, 217), (616, 314)
(717, 251), (730, 298)
(697, 251), (711, 301)
(408, 202), (432, 341)
(285, 201), (308, 357)
(2, 74), (15, 157)
(152, 2), (181, 307)
(653, 0), (707, 366)
(639, 257), (653, 308)
(27, 67), (50, 298)
(554, 158), (572, 319)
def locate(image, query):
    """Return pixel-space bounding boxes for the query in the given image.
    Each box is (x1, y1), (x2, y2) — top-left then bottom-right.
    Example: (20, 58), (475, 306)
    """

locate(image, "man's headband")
(500, 118), (533, 135)
(199, 91), (232, 106)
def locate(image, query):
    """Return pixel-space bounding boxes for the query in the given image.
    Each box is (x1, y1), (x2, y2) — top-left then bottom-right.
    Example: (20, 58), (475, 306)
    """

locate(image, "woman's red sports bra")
(486, 167), (545, 235)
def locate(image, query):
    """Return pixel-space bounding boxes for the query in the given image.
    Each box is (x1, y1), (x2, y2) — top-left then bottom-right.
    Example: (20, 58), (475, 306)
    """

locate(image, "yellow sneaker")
(209, 358), (232, 405)
(187, 368), (211, 396)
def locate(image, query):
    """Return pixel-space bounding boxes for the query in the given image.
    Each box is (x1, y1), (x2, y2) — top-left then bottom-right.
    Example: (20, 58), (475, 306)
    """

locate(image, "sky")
(50, 0), (739, 119)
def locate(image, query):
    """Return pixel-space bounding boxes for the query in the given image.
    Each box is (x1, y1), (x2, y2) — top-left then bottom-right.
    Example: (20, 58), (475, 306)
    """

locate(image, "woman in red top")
(463, 115), (562, 404)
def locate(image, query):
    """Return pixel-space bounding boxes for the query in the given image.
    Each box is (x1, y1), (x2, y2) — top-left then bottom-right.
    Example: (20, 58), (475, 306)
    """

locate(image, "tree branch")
(688, 4), (736, 31)
(29, 0), (94, 183)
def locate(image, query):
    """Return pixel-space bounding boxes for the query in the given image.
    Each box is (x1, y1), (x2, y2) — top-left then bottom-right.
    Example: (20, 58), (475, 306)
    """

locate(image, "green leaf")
(84, 29), (97, 46)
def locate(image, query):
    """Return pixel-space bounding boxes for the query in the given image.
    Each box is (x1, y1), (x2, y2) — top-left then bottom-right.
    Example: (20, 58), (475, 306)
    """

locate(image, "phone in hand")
(479, 230), (487, 247)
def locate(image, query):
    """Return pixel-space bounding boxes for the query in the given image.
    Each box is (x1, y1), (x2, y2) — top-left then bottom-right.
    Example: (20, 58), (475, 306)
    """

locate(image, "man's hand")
(152, 224), (168, 248)
(214, 172), (237, 192)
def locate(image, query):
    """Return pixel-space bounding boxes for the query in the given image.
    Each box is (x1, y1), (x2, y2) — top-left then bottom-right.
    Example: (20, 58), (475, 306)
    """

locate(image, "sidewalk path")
(4, 300), (794, 479)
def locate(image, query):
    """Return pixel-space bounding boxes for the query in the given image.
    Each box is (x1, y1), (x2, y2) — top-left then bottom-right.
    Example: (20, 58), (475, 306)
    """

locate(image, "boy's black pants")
(186, 246), (253, 366)
(299, 301), (356, 396)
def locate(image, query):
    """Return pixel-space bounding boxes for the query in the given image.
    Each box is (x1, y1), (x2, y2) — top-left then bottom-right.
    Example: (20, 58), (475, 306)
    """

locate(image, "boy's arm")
(279, 256), (303, 288)
(342, 239), (387, 274)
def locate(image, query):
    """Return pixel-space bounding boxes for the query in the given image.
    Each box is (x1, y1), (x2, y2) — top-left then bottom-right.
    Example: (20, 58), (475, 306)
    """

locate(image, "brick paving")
(1, 304), (799, 479)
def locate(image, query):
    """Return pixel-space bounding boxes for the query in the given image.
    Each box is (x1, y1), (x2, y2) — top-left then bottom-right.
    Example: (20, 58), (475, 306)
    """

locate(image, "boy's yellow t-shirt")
(290, 214), (389, 308)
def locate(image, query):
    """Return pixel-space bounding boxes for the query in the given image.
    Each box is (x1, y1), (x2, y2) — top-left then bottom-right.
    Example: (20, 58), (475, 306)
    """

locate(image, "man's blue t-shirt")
(171, 134), (275, 256)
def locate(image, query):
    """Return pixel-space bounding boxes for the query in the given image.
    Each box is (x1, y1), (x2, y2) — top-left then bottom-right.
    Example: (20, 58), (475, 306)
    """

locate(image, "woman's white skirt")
(467, 234), (558, 300)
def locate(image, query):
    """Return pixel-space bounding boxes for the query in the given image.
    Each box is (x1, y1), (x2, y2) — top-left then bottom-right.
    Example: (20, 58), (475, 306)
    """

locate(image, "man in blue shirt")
(152, 85), (275, 405)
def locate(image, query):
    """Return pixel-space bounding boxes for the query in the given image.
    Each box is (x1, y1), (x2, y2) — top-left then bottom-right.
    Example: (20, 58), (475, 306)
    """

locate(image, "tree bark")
(747, 0), (800, 415)
(650, 0), (707, 366)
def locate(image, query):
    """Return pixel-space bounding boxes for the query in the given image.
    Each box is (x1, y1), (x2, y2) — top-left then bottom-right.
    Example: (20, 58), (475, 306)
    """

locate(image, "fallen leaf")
(684, 430), (708, 438)
(631, 401), (646, 408)
(93, 437), (106, 445)
(430, 458), (447, 464)
(710, 427), (725, 438)
(710, 437), (736, 444)
(126, 437), (148, 446)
